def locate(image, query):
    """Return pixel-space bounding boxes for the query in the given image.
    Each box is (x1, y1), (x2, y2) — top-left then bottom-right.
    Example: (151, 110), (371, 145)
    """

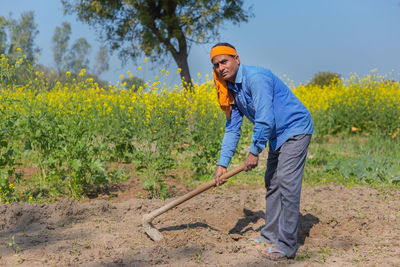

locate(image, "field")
(1, 183), (400, 266)
(1, 55), (400, 265)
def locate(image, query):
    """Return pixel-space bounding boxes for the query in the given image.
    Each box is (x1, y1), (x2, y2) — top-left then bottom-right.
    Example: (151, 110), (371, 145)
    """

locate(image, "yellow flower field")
(1, 53), (400, 201)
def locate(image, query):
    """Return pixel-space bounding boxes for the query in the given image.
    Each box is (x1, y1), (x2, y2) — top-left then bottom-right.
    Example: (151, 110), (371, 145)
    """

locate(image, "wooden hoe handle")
(143, 164), (245, 222)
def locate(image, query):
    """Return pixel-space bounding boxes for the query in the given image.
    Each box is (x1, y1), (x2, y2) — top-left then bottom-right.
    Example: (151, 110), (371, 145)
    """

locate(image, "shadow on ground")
(228, 208), (319, 245)
(159, 221), (219, 233)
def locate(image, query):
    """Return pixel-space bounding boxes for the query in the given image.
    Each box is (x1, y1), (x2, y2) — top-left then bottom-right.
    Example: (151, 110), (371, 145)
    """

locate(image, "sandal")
(261, 246), (291, 261)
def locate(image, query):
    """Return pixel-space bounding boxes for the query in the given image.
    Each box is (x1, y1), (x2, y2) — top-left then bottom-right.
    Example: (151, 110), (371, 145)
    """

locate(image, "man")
(211, 43), (314, 261)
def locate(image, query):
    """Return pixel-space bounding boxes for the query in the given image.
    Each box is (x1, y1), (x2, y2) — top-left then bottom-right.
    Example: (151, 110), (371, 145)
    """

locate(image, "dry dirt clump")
(1, 185), (400, 266)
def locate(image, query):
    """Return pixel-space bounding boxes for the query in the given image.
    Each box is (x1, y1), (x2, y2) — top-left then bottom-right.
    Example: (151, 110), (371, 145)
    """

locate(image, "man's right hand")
(214, 165), (227, 186)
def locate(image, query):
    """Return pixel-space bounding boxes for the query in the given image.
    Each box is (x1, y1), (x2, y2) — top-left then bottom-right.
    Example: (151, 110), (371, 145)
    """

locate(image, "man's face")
(212, 54), (240, 83)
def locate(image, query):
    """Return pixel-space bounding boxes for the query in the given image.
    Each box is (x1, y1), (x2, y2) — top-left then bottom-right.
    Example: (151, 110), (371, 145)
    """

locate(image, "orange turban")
(210, 46), (238, 120)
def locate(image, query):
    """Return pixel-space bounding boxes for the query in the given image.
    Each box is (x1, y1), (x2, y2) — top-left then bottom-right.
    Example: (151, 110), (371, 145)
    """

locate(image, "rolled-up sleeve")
(249, 73), (274, 155)
(217, 104), (243, 167)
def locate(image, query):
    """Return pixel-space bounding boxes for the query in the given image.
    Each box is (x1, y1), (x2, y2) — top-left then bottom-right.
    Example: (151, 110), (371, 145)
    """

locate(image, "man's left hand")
(244, 152), (258, 171)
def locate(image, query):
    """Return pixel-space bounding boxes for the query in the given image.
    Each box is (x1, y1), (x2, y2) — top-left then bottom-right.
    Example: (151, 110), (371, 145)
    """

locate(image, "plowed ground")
(1, 184), (400, 266)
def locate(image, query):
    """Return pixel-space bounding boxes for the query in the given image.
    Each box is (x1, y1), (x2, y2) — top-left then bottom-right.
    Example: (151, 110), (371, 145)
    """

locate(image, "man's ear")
(235, 55), (240, 65)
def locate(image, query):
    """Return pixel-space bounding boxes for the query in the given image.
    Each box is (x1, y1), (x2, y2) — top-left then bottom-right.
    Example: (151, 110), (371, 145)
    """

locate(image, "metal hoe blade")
(141, 164), (245, 241)
(142, 214), (164, 241)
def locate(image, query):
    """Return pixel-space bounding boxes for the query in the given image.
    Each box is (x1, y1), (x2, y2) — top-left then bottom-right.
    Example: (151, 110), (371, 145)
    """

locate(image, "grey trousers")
(259, 134), (311, 256)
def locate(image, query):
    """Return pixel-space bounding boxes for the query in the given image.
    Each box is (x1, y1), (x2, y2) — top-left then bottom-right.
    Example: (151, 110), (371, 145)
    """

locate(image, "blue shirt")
(218, 64), (314, 167)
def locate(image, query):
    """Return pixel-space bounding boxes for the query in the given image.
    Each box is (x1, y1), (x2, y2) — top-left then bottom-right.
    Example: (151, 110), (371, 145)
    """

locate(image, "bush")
(308, 71), (341, 87)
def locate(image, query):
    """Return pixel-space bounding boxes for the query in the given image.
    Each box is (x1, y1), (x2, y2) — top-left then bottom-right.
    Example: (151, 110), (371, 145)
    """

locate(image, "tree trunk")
(178, 58), (193, 92)
(171, 49), (193, 93)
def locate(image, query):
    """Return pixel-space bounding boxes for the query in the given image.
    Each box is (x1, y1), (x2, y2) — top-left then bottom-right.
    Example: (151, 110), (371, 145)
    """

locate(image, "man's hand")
(214, 165), (227, 186)
(244, 152), (258, 171)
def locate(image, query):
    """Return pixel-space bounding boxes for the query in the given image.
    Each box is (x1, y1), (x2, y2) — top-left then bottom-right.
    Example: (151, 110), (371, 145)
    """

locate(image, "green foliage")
(309, 71), (341, 87)
(139, 135), (177, 199)
(61, 0), (253, 85)
(34, 64), (108, 89)
(0, 49), (36, 88)
(303, 134), (400, 186)
(0, 16), (8, 55)
(67, 37), (91, 74)
(52, 22), (71, 72)
(0, 12), (39, 88)
(324, 156), (400, 184)
(0, 118), (19, 203)
(121, 76), (144, 91)
(7, 11), (40, 62)
(226, 134), (400, 188)
(17, 109), (127, 200)
(52, 22), (110, 79)
(0, 16), (103, 90)
(1, 51), (400, 202)
(300, 74), (400, 136)
(142, 176), (167, 200)
(0, 59), (126, 200)
(93, 45), (109, 76)
(190, 129), (223, 178)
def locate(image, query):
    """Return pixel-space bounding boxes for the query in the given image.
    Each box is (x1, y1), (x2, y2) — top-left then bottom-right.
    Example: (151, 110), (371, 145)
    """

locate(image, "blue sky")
(1, 0), (400, 85)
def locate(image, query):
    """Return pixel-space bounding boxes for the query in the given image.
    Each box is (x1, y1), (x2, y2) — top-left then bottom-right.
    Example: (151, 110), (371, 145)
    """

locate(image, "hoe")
(142, 164), (245, 241)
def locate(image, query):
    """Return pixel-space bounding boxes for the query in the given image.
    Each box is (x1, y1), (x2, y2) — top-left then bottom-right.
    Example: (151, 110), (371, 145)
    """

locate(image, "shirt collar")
(235, 64), (243, 84)
(227, 64), (243, 92)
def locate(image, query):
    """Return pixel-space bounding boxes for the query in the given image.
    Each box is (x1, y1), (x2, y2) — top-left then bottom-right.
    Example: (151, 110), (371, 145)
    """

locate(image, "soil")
(1, 183), (400, 266)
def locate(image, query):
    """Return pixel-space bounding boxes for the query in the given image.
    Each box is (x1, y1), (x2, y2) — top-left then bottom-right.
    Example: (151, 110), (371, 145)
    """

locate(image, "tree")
(61, 0), (253, 91)
(0, 16), (8, 55)
(309, 71), (341, 87)
(66, 37), (91, 73)
(52, 22), (72, 72)
(7, 11), (40, 62)
(93, 45), (109, 76)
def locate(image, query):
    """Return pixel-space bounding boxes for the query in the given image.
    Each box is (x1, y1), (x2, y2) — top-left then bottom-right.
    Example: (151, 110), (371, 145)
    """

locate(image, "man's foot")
(247, 235), (273, 244)
(261, 246), (293, 261)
